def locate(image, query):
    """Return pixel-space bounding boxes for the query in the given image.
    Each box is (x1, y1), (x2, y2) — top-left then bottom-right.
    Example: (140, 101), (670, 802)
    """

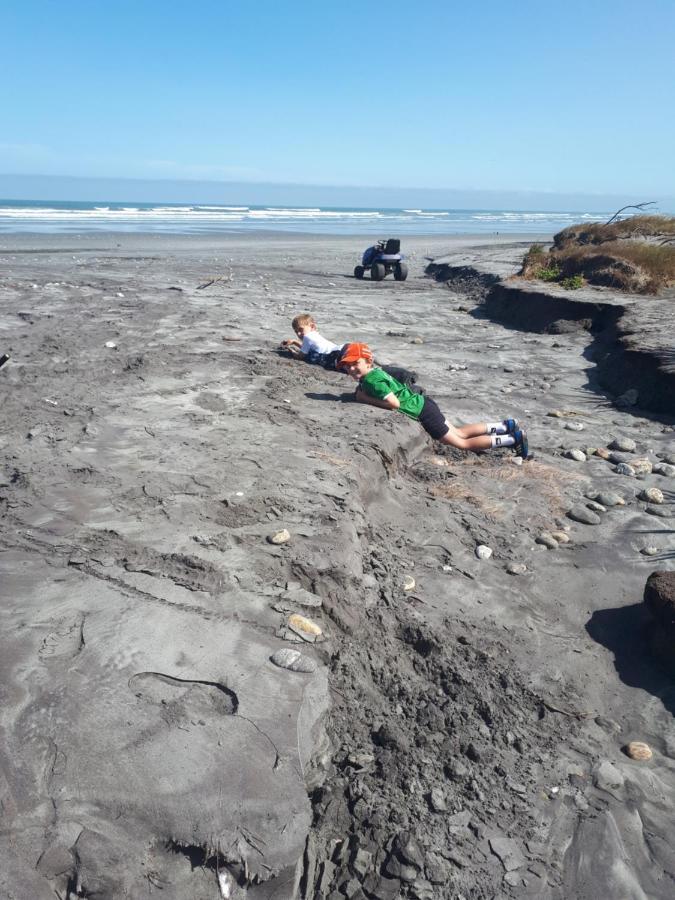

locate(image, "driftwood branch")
(605, 201), (657, 225)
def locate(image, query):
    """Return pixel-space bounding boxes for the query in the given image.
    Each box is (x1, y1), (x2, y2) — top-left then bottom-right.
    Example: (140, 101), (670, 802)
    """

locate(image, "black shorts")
(418, 396), (449, 440)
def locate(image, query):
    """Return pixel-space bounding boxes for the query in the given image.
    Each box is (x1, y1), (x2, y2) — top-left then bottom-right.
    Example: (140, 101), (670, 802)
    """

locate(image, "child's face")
(345, 358), (370, 380)
(294, 322), (316, 338)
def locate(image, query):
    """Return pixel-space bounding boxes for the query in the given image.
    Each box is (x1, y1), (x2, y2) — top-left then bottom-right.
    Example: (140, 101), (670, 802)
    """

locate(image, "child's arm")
(355, 387), (400, 410)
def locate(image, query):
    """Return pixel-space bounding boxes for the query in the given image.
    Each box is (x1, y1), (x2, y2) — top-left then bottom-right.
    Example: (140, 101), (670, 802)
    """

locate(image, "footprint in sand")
(129, 671), (238, 717)
(38, 615), (85, 663)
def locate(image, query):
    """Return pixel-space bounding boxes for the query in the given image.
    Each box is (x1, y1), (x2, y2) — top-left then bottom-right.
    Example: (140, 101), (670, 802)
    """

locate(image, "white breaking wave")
(0, 203), (615, 235)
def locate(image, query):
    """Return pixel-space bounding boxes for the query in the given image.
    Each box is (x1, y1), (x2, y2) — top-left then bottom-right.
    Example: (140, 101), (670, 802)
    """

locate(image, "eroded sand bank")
(0, 233), (674, 899)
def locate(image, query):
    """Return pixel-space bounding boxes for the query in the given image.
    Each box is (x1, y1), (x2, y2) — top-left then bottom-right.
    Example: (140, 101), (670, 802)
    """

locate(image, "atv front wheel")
(371, 262), (385, 281)
(354, 265), (365, 279)
(394, 262), (408, 281)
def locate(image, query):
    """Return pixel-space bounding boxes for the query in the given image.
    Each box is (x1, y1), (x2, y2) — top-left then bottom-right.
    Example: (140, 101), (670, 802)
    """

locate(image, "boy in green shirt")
(338, 342), (529, 457)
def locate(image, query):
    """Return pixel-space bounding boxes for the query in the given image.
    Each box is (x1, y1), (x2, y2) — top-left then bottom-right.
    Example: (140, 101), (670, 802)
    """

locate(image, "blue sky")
(2, 0), (674, 205)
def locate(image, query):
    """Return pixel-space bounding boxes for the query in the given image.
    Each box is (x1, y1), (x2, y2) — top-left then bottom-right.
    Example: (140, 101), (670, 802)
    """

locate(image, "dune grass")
(521, 214), (675, 294)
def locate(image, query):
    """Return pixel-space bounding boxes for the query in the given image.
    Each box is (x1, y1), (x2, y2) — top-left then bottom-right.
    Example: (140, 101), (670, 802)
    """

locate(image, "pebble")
(653, 463), (675, 477)
(565, 449), (587, 462)
(586, 500), (606, 513)
(594, 491), (625, 507)
(595, 447), (611, 460)
(614, 463), (636, 477)
(624, 741), (652, 761)
(506, 563), (527, 575)
(402, 575), (416, 591)
(594, 761), (624, 792)
(632, 458), (653, 475)
(475, 545), (493, 560)
(268, 528), (291, 544)
(567, 505), (601, 525)
(411, 336), (424, 344)
(565, 422), (585, 431)
(270, 648), (316, 673)
(288, 613), (323, 642)
(639, 487), (664, 504)
(536, 532), (558, 550)
(609, 437), (636, 452)
(104, 341), (117, 349)
(429, 787), (447, 812)
(550, 531), (570, 543)
(641, 546), (659, 556)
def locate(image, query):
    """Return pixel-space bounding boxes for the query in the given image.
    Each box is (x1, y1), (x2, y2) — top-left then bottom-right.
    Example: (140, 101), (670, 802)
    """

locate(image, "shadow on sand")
(586, 602), (675, 717)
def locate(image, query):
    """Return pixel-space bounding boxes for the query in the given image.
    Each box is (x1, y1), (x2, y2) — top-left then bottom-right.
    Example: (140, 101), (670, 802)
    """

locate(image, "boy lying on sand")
(280, 313), (418, 386)
(338, 342), (529, 457)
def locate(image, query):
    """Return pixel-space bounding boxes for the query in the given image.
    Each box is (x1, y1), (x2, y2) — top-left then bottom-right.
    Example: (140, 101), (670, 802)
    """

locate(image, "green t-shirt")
(360, 367), (425, 420)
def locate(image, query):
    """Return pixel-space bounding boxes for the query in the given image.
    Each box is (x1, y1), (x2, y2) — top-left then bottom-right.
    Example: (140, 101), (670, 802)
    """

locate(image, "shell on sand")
(403, 575), (416, 591)
(288, 614), (322, 639)
(270, 648), (316, 674)
(624, 741), (652, 761)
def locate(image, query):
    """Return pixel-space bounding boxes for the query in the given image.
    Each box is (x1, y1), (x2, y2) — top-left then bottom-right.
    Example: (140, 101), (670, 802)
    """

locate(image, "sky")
(2, 0), (675, 207)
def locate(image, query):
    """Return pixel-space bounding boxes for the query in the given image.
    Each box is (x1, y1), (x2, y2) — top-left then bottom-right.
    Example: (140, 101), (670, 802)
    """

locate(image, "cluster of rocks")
(644, 571), (675, 676)
(304, 538), (572, 898)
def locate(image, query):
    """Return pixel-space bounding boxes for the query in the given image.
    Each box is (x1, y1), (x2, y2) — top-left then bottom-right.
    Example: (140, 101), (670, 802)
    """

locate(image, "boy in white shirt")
(280, 314), (341, 366)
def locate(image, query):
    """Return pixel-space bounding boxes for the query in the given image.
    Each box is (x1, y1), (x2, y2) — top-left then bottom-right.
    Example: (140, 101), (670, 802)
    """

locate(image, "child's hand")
(280, 339), (291, 348)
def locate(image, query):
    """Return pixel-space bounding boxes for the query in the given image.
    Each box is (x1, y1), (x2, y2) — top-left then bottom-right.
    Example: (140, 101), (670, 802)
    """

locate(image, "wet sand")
(0, 232), (674, 899)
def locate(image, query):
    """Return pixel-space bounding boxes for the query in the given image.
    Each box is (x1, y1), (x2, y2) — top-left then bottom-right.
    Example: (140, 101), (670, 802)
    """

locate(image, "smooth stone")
(568, 505), (601, 525)
(641, 546), (659, 556)
(586, 501), (606, 513)
(403, 575), (416, 591)
(624, 741), (652, 761)
(653, 463), (675, 477)
(550, 531), (570, 543)
(632, 458), (653, 475)
(536, 532), (558, 549)
(268, 528), (291, 544)
(640, 487), (664, 504)
(646, 506), (673, 518)
(564, 422), (585, 431)
(547, 410), (564, 417)
(506, 562), (527, 575)
(104, 340), (117, 349)
(594, 761), (625, 792)
(475, 545), (493, 560)
(596, 447), (611, 460)
(270, 648), (316, 673)
(608, 451), (630, 465)
(595, 492), (625, 507)
(566, 449), (587, 462)
(615, 463), (636, 477)
(609, 437), (636, 452)
(661, 453), (675, 465)
(288, 614), (323, 641)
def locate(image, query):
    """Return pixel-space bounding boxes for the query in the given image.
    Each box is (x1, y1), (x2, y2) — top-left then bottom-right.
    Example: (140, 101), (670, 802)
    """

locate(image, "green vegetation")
(520, 214), (675, 294)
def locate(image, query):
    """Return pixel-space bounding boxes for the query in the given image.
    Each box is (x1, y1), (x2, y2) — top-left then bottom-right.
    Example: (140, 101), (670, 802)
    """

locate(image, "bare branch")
(605, 201), (657, 226)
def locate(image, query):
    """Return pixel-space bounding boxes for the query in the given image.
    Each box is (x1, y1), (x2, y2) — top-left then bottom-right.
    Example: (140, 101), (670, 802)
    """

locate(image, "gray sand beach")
(1, 232), (674, 899)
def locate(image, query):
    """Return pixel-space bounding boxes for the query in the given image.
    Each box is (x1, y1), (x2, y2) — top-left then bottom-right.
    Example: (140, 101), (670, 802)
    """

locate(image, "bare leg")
(454, 422), (489, 438)
(438, 428), (492, 451)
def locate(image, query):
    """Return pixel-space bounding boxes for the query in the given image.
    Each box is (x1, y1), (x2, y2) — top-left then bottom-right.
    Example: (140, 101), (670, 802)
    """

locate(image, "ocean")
(0, 199), (610, 236)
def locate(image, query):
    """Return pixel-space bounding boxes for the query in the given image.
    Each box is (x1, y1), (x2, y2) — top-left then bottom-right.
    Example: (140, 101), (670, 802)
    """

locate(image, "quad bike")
(354, 238), (408, 281)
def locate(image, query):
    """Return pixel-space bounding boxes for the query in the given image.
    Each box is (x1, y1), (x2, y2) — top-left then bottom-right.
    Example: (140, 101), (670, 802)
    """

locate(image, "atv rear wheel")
(394, 262), (408, 281)
(371, 262), (385, 281)
(354, 265), (365, 279)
